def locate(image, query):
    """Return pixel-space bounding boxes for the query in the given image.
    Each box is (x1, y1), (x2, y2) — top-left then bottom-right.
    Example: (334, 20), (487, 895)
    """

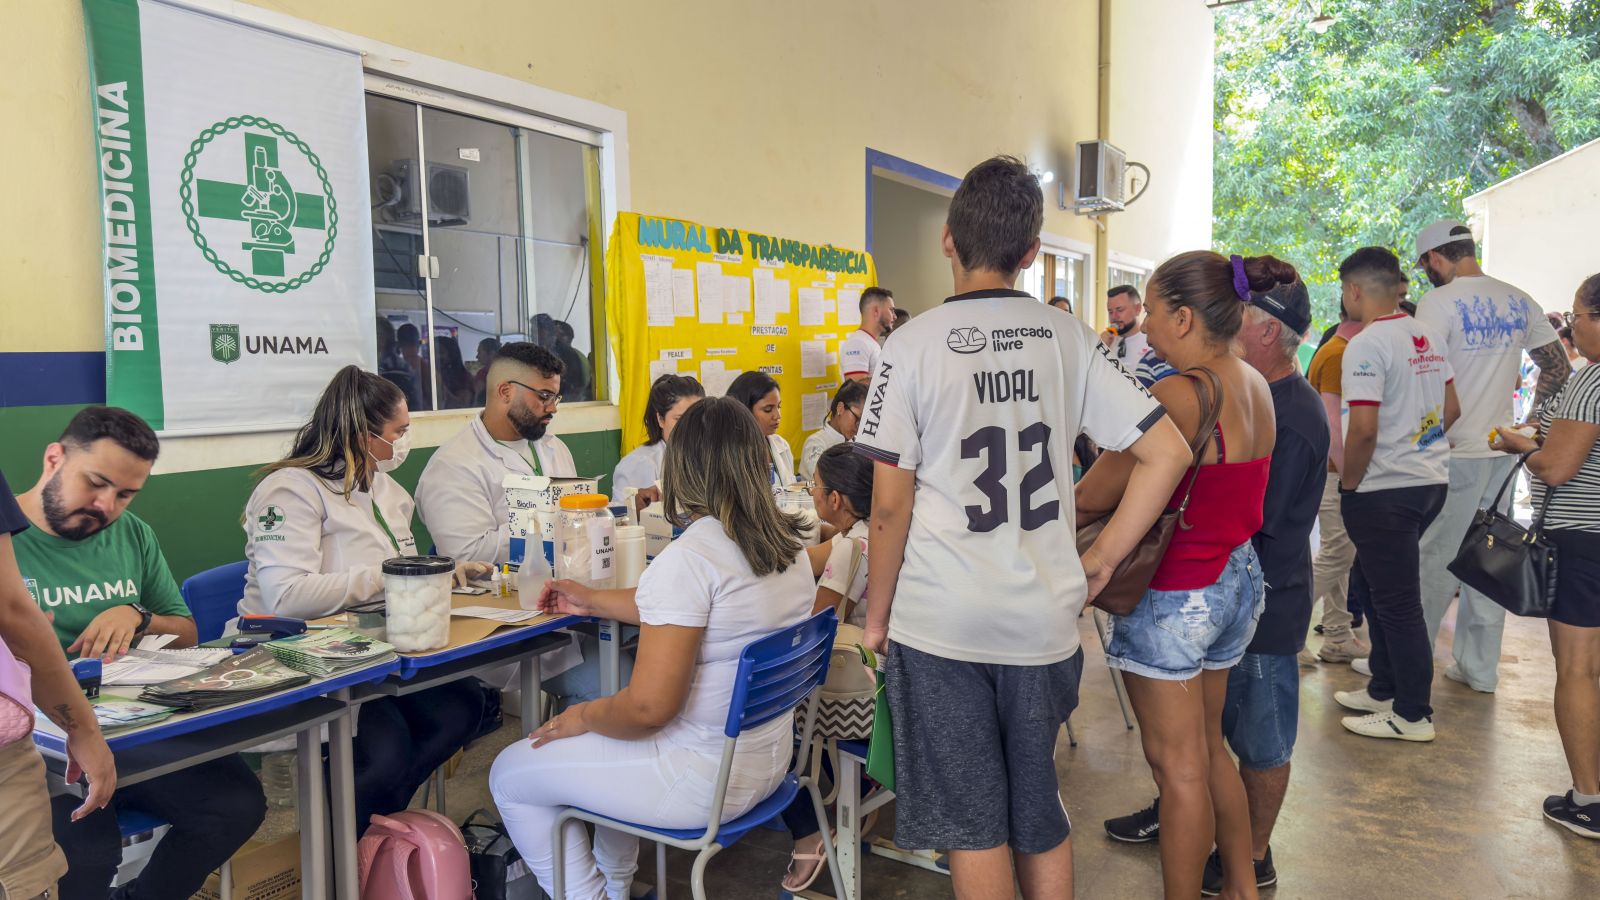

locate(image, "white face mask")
(373, 432), (411, 473)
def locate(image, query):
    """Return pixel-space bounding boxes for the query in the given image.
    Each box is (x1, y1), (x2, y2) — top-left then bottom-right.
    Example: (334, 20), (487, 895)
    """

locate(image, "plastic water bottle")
(517, 546), (552, 611)
(261, 751), (297, 808)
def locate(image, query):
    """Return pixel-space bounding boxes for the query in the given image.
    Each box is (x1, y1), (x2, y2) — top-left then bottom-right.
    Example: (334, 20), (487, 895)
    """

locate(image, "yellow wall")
(0, 0), (1139, 354)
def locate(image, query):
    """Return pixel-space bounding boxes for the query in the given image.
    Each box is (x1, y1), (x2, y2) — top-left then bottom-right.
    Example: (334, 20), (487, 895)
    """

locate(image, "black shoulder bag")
(1446, 456), (1558, 618)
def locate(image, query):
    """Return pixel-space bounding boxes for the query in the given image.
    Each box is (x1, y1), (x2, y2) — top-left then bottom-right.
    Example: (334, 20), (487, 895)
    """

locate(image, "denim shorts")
(1222, 651), (1300, 769)
(1105, 542), (1265, 680)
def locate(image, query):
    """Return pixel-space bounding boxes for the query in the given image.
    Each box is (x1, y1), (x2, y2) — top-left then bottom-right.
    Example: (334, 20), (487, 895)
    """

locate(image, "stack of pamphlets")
(91, 695), (178, 732)
(265, 627), (396, 677)
(102, 647), (235, 686)
(138, 647), (311, 710)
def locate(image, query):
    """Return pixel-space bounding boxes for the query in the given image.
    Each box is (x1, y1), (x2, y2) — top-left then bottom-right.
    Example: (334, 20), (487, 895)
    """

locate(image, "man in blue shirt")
(1105, 280), (1328, 896)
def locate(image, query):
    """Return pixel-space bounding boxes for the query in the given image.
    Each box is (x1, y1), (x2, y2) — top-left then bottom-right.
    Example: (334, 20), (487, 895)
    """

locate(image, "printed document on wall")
(643, 256), (676, 327)
(696, 262), (724, 325)
(837, 288), (862, 327)
(801, 340), (828, 378)
(799, 288), (825, 326)
(802, 392), (828, 431)
(671, 269), (696, 318)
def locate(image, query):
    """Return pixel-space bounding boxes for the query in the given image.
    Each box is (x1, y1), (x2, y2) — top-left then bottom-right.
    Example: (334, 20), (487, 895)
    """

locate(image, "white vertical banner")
(86, 0), (375, 434)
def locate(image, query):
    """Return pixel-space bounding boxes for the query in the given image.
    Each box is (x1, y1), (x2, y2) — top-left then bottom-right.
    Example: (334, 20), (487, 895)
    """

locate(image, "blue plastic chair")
(180, 560), (249, 643)
(551, 609), (842, 900)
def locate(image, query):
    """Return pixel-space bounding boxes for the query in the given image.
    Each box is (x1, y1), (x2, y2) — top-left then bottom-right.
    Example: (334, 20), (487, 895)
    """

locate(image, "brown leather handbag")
(1076, 368), (1223, 616)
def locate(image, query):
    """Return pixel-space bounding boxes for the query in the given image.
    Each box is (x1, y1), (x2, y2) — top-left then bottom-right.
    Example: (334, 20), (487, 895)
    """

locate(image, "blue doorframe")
(864, 149), (960, 255)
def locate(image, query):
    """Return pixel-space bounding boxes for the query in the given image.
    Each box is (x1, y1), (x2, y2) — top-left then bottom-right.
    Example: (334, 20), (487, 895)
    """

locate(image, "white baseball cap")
(1415, 219), (1473, 260)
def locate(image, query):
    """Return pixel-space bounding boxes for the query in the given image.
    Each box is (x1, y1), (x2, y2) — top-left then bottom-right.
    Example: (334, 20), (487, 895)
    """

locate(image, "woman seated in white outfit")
(611, 373), (704, 510)
(490, 396), (814, 899)
(782, 442), (875, 892)
(798, 380), (866, 483)
(727, 370), (796, 487)
(240, 366), (492, 833)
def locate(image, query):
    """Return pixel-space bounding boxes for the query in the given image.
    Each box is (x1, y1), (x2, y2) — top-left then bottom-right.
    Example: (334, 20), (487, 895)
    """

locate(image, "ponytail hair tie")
(1230, 255), (1252, 302)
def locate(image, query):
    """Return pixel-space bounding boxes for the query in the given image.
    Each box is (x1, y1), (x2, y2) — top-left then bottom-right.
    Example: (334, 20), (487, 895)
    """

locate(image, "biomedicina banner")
(85, 0), (375, 434)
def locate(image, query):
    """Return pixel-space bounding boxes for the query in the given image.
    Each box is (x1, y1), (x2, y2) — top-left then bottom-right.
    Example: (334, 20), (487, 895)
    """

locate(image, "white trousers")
(1419, 453), (1519, 690)
(489, 727), (788, 900)
(1310, 471), (1358, 636)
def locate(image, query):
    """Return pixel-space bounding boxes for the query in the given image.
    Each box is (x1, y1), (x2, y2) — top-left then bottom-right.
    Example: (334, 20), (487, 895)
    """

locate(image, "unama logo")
(947, 327), (988, 354)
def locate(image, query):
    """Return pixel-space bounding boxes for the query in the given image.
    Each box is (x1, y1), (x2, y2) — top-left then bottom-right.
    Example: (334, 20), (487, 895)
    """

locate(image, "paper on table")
(137, 634), (179, 650)
(452, 606), (543, 624)
(801, 340), (828, 378)
(799, 288), (825, 326)
(672, 269), (696, 318)
(837, 288), (862, 326)
(802, 392), (828, 431)
(696, 262), (724, 324)
(643, 255), (676, 327)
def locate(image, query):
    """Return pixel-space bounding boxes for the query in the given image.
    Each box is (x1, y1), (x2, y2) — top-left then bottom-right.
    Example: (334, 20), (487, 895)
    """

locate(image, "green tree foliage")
(1215, 0), (1600, 324)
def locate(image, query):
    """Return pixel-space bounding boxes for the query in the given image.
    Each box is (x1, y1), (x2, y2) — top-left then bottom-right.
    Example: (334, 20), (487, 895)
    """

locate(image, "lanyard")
(371, 500), (403, 554)
(528, 442), (544, 477)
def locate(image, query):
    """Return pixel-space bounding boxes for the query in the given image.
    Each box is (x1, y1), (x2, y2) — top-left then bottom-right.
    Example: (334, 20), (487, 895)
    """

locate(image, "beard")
(509, 402), (552, 441)
(42, 471), (109, 540)
(1423, 261), (1447, 288)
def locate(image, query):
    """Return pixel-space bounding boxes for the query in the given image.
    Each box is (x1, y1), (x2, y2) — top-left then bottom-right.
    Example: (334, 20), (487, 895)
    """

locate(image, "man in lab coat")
(417, 341), (599, 698)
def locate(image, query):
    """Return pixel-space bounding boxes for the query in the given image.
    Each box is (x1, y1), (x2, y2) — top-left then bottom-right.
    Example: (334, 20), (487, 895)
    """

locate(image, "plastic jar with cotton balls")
(382, 555), (455, 651)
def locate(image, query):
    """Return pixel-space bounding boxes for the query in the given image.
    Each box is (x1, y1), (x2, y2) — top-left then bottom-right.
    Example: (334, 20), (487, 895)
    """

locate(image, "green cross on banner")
(196, 132), (326, 277)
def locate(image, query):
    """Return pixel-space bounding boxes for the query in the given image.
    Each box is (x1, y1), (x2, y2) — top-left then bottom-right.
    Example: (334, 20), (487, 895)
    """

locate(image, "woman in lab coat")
(611, 373), (704, 506)
(241, 365), (492, 833)
(728, 370), (796, 486)
(797, 380), (866, 483)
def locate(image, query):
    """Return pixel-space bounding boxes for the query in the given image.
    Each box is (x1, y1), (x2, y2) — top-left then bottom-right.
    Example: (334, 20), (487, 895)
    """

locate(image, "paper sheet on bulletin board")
(606, 213), (877, 458)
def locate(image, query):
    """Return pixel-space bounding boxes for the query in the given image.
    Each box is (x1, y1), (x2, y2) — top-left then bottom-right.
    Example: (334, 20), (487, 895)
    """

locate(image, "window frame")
(1039, 232), (1094, 323)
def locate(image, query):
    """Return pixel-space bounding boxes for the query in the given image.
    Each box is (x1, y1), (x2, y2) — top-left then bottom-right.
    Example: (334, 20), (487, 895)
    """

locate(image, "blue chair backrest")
(181, 561), (249, 643)
(723, 608), (837, 739)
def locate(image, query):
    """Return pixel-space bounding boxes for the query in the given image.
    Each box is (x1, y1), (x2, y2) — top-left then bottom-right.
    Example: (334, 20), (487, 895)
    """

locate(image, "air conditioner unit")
(1071, 140), (1126, 214)
(381, 160), (471, 227)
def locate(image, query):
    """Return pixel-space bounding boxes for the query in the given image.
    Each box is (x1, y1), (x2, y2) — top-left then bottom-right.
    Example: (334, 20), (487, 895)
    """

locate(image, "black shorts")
(1550, 529), (1600, 628)
(884, 643), (1084, 854)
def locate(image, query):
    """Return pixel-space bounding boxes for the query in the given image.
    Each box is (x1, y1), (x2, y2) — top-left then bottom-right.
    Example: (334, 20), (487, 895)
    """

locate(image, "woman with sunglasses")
(799, 381), (867, 483)
(1491, 275), (1600, 840)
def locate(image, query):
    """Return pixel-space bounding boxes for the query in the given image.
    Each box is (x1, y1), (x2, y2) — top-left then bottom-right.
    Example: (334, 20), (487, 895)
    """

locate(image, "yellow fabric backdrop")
(606, 213), (877, 459)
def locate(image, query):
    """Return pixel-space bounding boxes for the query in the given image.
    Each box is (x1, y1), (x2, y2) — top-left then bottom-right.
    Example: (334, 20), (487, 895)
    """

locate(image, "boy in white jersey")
(1412, 219), (1569, 692)
(1334, 247), (1460, 743)
(856, 156), (1190, 898)
(840, 286), (895, 384)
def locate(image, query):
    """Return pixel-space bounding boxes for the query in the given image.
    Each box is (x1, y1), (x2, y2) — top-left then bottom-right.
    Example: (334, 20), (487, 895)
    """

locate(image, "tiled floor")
(255, 606), (1600, 898)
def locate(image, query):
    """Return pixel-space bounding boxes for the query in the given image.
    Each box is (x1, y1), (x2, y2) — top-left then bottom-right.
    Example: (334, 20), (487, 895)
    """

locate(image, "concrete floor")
(253, 606), (1600, 898)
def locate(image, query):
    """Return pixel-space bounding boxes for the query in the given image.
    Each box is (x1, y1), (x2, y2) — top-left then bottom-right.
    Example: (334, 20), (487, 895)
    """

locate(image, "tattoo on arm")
(1529, 341), (1572, 415)
(47, 702), (81, 732)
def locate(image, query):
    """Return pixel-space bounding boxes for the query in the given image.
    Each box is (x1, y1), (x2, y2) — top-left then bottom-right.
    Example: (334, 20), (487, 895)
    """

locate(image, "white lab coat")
(415, 415), (576, 565)
(240, 468), (420, 621)
(768, 434), (797, 485)
(798, 423), (845, 483)
(414, 415), (583, 678)
(612, 441), (666, 494)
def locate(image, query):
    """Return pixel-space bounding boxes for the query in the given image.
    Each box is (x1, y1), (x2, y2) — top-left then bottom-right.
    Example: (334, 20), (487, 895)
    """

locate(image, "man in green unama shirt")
(13, 406), (264, 900)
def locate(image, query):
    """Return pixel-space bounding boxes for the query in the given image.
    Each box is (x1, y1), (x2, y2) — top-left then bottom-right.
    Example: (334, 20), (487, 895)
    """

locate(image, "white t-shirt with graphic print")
(855, 289), (1164, 666)
(1341, 313), (1455, 493)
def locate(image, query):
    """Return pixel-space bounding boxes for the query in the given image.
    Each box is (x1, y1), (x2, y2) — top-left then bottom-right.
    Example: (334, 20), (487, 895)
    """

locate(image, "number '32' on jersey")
(855, 289), (1165, 666)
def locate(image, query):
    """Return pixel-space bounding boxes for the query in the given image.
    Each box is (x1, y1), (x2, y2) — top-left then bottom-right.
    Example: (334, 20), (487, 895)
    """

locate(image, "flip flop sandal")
(782, 844), (830, 893)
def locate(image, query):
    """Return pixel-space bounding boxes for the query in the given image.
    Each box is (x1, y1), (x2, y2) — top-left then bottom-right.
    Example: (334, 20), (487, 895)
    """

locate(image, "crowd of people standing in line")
(2, 153), (1599, 900)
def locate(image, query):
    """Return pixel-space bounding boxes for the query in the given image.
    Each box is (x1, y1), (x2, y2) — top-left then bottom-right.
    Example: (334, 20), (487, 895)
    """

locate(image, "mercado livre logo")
(180, 115), (338, 293)
(209, 323), (330, 364)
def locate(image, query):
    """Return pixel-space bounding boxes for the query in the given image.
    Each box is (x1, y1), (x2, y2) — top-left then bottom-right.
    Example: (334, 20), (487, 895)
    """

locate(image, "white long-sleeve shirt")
(240, 468), (419, 621)
(415, 415), (576, 566)
(798, 423), (845, 483)
(612, 441), (666, 494)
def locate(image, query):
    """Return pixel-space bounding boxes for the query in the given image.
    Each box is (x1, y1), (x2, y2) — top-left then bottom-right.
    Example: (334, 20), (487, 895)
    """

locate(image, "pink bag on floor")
(0, 638), (35, 747)
(357, 808), (473, 900)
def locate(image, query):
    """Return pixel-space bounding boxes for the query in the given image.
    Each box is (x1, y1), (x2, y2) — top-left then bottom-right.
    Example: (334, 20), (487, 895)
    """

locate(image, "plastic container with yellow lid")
(557, 493), (616, 588)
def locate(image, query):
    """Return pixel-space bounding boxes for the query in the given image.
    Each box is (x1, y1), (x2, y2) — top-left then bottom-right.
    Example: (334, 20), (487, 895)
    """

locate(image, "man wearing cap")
(1104, 281), (1327, 896)
(1413, 220), (1568, 693)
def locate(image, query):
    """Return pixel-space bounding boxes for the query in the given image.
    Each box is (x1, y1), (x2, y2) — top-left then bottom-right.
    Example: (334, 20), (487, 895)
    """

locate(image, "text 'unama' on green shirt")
(12, 510), (191, 652)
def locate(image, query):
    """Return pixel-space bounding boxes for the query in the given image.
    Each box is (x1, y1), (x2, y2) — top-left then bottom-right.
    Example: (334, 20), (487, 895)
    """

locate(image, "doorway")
(866, 150), (958, 315)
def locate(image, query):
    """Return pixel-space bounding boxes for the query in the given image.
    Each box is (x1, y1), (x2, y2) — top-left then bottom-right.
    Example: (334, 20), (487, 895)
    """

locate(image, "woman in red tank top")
(1077, 251), (1296, 900)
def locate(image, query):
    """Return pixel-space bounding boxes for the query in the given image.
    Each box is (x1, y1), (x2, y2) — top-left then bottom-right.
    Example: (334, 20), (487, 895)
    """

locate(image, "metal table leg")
(328, 689), (359, 900)
(518, 654), (544, 726)
(296, 726), (330, 900)
(838, 750), (862, 900)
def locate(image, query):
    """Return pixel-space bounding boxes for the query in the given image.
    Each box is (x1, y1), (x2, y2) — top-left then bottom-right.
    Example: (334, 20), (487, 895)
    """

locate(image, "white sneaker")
(1342, 710), (1435, 742)
(1352, 658), (1373, 677)
(1444, 664), (1495, 693)
(1334, 688), (1392, 713)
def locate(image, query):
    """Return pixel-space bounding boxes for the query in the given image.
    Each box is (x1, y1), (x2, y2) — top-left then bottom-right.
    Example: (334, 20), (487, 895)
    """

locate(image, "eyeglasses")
(508, 380), (560, 407)
(1562, 311), (1600, 327)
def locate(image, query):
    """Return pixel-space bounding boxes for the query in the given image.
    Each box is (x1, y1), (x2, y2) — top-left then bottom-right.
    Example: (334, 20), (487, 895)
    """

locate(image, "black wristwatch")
(129, 602), (153, 634)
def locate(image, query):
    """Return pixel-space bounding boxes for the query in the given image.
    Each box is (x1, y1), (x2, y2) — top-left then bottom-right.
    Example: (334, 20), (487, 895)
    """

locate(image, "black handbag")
(1446, 456), (1559, 618)
(461, 809), (522, 900)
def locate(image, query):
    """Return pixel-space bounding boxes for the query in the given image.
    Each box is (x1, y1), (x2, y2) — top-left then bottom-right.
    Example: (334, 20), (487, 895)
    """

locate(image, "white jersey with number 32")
(855, 290), (1164, 666)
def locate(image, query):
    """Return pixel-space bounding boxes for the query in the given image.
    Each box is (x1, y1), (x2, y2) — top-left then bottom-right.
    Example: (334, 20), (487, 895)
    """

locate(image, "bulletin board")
(606, 213), (878, 458)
